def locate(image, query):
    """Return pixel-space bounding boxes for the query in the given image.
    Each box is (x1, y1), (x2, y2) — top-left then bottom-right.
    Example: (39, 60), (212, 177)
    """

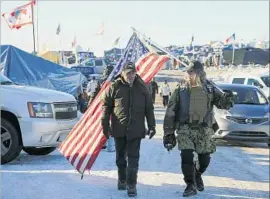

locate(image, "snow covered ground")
(1, 105), (269, 199)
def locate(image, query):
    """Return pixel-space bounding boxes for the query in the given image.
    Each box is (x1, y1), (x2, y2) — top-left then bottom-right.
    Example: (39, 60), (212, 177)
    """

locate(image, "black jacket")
(101, 75), (155, 140)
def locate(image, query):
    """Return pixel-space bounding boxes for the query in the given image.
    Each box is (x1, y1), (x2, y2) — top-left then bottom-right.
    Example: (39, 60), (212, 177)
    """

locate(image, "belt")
(179, 121), (207, 129)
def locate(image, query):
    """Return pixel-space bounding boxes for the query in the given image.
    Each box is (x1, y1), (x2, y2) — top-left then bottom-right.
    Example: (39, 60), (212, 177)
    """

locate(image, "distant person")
(150, 78), (158, 103)
(86, 76), (98, 98)
(160, 80), (171, 107)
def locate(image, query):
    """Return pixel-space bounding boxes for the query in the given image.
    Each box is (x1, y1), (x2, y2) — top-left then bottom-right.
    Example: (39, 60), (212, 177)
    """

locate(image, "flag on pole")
(113, 37), (120, 47)
(56, 23), (61, 35)
(59, 32), (169, 175)
(225, 33), (235, 44)
(190, 35), (194, 49)
(2, 0), (36, 30)
(94, 22), (104, 36)
(71, 36), (76, 47)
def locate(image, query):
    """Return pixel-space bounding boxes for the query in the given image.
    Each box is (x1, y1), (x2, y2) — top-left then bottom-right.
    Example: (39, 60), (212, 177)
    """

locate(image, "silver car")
(213, 84), (270, 146)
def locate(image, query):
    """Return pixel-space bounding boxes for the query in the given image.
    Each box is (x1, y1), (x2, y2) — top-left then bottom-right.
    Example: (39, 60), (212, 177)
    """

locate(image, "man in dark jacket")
(101, 62), (156, 197)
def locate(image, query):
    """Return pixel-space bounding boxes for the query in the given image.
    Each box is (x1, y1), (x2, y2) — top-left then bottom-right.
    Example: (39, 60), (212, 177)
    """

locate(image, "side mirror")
(253, 81), (263, 88)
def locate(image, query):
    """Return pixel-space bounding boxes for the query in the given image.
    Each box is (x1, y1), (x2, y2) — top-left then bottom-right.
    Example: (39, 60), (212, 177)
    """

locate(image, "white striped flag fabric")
(59, 33), (169, 175)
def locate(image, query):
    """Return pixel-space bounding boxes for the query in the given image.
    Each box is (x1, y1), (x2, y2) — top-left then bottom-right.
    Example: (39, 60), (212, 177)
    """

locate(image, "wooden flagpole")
(131, 27), (190, 68)
(31, 1), (36, 54)
(232, 42), (235, 65)
(36, 0), (39, 53)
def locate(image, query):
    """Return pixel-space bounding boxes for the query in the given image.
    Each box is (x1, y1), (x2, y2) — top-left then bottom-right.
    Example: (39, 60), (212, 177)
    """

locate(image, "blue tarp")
(0, 45), (87, 97)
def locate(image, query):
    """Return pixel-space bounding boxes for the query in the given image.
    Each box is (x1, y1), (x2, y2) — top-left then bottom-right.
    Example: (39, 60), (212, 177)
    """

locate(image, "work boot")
(183, 183), (197, 197)
(127, 168), (138, 197)
(127, 184), (137, 197)
(118, 180), (126, 190)
(182, 164), (197, 197)
(195, 171), (204, 192)
(117, 168), (126, 190)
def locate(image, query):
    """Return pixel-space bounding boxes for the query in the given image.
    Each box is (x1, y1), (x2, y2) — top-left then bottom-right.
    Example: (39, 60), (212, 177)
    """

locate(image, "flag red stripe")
(65, 105), (103, 160)
(83, 136), (107, 172)
(60, 103), (101, 156)
(76, 126), (103, 171)
(79, 132), (105, 173)
(65, 105), (102, 159)
(59, 82), (110, 154)
(136, 53), (154, 71)
(70, 110), (103, 164)
(138, 55), (159, 79)
(141, 56), (168, 83)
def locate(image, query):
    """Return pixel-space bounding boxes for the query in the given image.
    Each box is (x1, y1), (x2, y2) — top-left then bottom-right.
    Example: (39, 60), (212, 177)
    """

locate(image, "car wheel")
(268, 143), (270, 148)
(23, 147), (56, 155)
(1, 118), (22, 164)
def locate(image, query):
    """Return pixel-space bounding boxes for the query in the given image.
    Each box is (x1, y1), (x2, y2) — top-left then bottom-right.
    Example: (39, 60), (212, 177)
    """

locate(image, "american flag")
(225, 33), (236, 44)
(59, 33), (169, 175)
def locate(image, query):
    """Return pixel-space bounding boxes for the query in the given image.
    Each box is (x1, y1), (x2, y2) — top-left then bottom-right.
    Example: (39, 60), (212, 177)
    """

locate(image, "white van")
(1, 74), (80, 164)
(230, 72), (270, 98)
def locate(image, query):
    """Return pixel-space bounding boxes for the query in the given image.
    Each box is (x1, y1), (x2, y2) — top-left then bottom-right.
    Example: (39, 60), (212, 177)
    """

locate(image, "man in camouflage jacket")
(163, 61), (233, 197)
(101, 62), (156, 197)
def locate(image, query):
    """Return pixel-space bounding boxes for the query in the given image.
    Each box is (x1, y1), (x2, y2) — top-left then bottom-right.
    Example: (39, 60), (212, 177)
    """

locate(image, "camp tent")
(38, 50), (61, 64)
(223, 48), (269, 65)
(0, 45), (86, 97)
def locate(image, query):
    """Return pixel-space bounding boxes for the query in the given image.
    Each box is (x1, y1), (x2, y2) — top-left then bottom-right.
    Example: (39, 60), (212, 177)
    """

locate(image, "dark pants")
(162, 96), (169, 107)
(181, 149), (211, 184)
(114, 137), (141, 185)
(152, 93), (156, 104)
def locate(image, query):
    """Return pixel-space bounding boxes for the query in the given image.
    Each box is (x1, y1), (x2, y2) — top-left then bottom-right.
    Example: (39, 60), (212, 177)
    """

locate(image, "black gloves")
(163, 134), (176, 151)
(146, 127), (156, 139)
(223, 90), (234, 108)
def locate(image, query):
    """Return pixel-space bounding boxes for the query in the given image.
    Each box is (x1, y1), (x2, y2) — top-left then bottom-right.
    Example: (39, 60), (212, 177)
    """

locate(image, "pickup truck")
(1, 74), (80, 164)
(230, 72), (270, 98)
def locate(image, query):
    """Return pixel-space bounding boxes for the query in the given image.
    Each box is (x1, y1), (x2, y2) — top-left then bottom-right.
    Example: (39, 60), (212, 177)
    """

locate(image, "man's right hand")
(103, 131), (109, 139)
(163, 134), (176, 151)
(102, 127), (110, 139)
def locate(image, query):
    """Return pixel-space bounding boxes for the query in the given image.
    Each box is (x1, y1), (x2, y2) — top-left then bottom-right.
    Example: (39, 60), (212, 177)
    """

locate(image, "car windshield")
(0, 74), (13, 85)
(95, 60), (103, 66)
(82, 59), (94, 67)
(221, 86), (268, 105)
(261, 76), (270, 87)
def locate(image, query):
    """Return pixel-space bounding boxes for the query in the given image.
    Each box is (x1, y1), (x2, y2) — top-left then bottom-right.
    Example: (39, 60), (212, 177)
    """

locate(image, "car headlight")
(27, 102), (53, 118)
(214, 107), (231, 120)
(264, 112), (269, 119)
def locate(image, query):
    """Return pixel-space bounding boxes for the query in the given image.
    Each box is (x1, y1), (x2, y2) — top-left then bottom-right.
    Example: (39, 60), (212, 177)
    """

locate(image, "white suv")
(1, 74), (80, 164)
(230, 72), (270, 98)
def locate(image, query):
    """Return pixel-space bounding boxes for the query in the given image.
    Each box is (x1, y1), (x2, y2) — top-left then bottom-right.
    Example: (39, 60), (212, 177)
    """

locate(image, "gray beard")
(128, 82), (133, 87)
(127, 80), (134, 87)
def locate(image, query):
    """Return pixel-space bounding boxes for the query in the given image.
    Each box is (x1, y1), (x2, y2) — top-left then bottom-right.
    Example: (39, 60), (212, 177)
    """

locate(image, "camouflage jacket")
(163, 80), (233, 135)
